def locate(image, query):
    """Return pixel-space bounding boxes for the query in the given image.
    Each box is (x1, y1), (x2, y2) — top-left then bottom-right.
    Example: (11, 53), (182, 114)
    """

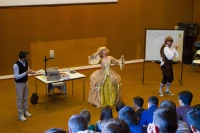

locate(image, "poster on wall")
(0, 0), (118, 7)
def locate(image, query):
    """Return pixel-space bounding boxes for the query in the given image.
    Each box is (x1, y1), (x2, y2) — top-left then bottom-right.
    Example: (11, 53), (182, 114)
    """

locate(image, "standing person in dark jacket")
(13, 51), (35, 121)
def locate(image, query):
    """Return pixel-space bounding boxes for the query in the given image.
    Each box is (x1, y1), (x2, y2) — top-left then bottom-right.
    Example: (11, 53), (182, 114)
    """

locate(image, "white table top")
(36, 72), (85, 84)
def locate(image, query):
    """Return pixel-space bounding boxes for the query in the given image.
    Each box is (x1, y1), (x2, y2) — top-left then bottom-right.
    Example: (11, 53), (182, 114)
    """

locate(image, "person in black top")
(133, 97), (145, 121)
(13, 51), (35, 121)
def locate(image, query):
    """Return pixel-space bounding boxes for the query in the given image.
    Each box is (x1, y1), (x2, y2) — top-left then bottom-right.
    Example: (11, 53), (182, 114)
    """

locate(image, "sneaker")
(18, 115), (26, 122)
(25, 111), (32, 117)
(165, 91), (174, 96)
(159, 92), (164, 97)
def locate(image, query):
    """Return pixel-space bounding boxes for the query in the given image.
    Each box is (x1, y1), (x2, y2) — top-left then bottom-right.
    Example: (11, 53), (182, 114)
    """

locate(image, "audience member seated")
(177, 91), (193, 128)
(133, 96), (146, 120)
(187, 104), (200, 133)
(160, 100), (190, 133)
(119, 106), (142, 133)
(68, 115), (88, 133)
(80, 109), (95, 131)
(116, 101), (125, 118)
(147, 106), (178, 133)
(96, 106), (113, 132)
(140, 96), (158, 127)
(44, 128), (67, 133)
(102, 118), (130, 133)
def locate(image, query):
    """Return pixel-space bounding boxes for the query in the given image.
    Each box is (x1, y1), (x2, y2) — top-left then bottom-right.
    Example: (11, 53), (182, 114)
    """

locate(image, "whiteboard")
(0, 0), (117, 7)
(145, 30), (184, 61)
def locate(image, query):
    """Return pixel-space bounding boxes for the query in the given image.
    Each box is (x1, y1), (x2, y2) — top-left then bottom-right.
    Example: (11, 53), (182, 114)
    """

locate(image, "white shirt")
(160, 44), (179, 66)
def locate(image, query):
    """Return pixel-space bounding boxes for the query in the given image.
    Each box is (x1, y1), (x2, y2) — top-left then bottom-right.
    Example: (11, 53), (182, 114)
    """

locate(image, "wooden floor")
(0, 62), (199, 133)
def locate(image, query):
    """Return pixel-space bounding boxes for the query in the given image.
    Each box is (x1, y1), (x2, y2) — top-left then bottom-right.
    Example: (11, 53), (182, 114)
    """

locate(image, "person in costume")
(88, 47), (124, 107)
(159, 36), (179, 96)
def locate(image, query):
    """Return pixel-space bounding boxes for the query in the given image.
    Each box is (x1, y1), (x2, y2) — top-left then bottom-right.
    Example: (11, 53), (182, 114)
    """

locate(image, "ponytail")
(160, 43), (166, 62)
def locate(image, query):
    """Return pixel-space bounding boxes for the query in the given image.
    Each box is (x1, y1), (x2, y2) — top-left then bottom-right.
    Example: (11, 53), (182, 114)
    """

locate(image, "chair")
(193, 50), (200, 60)
(196, 50), (200, 56)
(192, 60), (200, 71)
(192, 50), (200, 71)
(48, 82), (66, 100)
(194, 41), (200, 51)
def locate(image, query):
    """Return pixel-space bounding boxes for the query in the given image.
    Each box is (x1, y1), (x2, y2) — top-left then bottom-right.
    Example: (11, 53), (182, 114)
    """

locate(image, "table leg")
(65, 82), (67, 98)
(83, 78), (85, 101)
(72, 80), (74, 95)
(35, 78), (38, 94)
(46, 84), (48, 109)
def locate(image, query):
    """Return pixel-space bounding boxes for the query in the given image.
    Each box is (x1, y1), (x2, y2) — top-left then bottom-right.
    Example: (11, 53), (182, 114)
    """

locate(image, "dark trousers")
(161, 66), (174, 84)
(161, 75), (174, 84)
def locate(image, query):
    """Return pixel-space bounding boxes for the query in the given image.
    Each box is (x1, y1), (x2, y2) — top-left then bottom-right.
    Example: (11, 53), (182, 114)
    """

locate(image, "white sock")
(159, 83), (165, 92)
(166, 83), (171, 92)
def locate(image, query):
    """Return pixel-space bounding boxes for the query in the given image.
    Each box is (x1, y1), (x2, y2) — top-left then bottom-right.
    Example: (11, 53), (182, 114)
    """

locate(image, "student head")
(102, 119), (130, 133)
(44, 128), (66, 133)
(100, 106), (113, 121)
(68, 115), (87, 133)
(165, 36), (174, 47)
(133, 96), (144, 110)
(160, 100), (176, 111)
(178, 91), (193, 106)
(148, 96), (158, 108)
(19, 51), (29, 61)
(148, 107), (177, 133)
(116, 101), (125, 112)
(80, 109), (91, 125)
(118, 106), (138, 126)
(160, 100), (185, 122)
(187, 104), (200, 133)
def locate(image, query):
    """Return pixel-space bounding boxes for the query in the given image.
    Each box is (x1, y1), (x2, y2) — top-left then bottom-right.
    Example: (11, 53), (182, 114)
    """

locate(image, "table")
(35, 72), (85, 108)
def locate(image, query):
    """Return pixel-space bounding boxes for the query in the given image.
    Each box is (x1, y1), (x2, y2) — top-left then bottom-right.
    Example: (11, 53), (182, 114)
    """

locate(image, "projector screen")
(0, 0), (117, 7)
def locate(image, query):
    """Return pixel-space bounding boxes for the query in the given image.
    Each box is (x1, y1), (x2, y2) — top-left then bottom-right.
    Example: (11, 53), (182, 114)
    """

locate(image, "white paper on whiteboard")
(50, 50), (55, 58)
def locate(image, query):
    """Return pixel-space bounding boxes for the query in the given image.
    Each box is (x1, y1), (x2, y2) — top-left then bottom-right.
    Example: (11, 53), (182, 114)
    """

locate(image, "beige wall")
(30, 37), (107, 70)
(193, 0), (200, 23)
(0, 0), (194, 75)
(193, 0), (200, 41)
